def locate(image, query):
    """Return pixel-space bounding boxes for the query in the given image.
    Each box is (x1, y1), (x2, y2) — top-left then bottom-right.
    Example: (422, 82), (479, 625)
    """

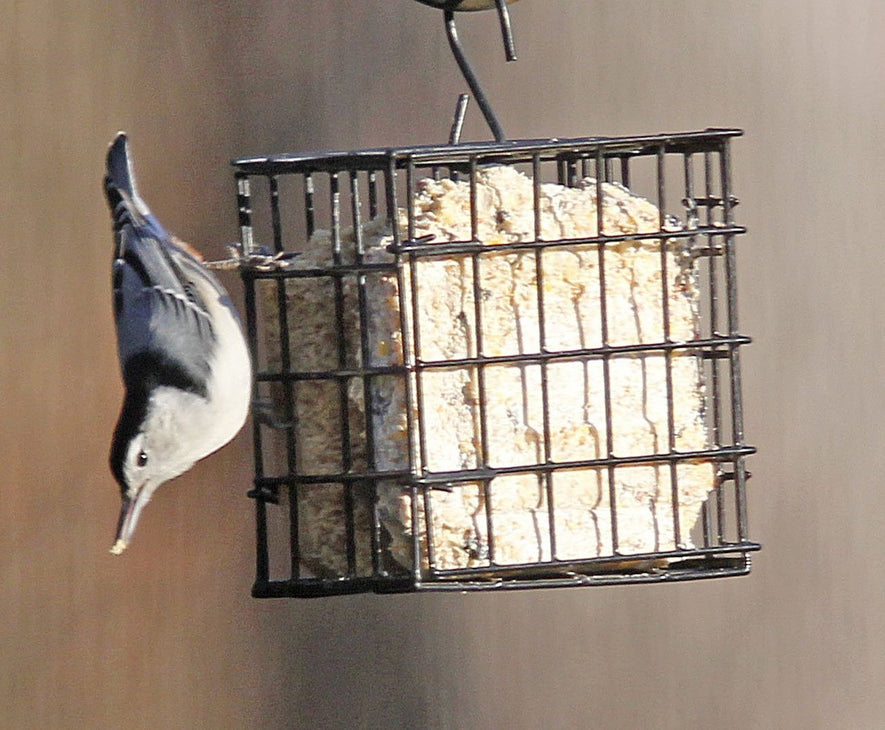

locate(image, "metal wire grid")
(234, 129), (758, 598)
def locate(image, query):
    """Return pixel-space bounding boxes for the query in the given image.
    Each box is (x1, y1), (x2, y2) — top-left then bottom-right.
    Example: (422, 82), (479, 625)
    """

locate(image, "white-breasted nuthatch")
(105, 133), (251, 555)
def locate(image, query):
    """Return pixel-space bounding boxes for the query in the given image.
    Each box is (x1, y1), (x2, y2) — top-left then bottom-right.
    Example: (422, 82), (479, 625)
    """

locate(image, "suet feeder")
(233, 0), (758, 598)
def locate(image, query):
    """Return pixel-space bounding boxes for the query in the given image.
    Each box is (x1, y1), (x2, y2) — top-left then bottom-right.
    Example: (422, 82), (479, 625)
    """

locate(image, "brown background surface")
(2, 1), (881, 727)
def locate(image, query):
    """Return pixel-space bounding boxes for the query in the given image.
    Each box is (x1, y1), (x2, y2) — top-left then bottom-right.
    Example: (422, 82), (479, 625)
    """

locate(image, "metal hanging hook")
(415, 0), (520, 143)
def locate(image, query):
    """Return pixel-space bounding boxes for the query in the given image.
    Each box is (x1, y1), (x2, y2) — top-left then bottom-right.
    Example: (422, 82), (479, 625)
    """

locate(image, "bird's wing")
(105, 133), (216, 391)
(112, 227), (215, 392)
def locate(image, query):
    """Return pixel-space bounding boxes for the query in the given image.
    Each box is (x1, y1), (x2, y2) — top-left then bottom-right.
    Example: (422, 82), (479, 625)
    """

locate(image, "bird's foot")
(205, 243), (300, 272)
(253, 399), (295, 429)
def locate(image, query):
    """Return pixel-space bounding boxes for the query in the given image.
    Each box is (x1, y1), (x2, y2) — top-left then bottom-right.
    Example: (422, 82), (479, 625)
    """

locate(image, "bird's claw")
(253, 399), (295, 429)
(205, 243), (301, 272)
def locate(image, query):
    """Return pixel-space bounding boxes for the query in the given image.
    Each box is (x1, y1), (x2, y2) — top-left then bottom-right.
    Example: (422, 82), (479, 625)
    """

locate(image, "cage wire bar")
(234, 129), (758, 598)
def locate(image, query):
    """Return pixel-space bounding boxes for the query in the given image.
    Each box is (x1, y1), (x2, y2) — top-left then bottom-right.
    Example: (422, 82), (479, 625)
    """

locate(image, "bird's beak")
(109, 489), (149, 555)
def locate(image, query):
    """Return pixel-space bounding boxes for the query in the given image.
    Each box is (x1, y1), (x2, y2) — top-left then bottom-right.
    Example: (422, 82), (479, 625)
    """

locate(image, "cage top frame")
(232, 128), (744, 176)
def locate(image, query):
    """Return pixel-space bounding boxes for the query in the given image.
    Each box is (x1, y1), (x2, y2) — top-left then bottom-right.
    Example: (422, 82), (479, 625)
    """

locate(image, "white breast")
(198, 283), (252, 459)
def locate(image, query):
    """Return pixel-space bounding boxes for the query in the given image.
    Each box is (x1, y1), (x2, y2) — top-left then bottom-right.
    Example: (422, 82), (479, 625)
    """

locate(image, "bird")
(104, 132), (252, 555)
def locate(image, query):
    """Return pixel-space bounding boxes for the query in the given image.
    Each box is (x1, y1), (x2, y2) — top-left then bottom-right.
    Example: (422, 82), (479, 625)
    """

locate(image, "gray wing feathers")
(107, 132), (222, 386)
(113, 236), (215, 383)
(110, 209), (216, 386)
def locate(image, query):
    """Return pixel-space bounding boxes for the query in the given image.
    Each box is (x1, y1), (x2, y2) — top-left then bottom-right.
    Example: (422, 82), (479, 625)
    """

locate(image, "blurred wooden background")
(3, 1), (883, 727)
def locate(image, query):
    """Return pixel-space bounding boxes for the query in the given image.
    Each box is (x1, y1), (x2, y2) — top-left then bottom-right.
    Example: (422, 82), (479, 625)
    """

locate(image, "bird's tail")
(104, 132), (168, 240)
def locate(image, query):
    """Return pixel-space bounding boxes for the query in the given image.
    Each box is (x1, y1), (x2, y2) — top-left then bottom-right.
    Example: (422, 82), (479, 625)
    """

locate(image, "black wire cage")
(233, 128), (758, 598)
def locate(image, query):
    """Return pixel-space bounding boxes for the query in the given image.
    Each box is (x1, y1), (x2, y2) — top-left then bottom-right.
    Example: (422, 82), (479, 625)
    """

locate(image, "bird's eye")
(137, 450), (148, 467)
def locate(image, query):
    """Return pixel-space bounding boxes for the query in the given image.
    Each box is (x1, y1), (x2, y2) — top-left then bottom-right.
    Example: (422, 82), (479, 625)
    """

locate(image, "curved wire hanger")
(414, 0), (520, 142)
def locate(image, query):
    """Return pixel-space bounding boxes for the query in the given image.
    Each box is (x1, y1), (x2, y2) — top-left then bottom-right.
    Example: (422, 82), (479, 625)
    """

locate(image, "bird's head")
(109, 385), (202, 554)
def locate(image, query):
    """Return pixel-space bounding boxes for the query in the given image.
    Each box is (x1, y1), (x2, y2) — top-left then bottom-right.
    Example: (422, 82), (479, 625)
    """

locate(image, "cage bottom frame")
(251, 548), (759, 599)
(236, 128), (759, 599)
